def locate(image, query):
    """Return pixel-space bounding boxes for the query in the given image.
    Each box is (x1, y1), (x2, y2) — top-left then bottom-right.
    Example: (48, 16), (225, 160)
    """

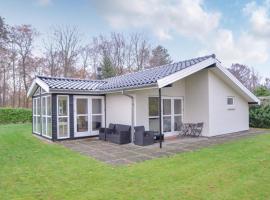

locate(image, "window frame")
(91, 97), (104, 133)
(57, 95), (70, 139)
(148, 97), (160, 132)
(148, 96), (184, 133)
(41, 95), (52, 139)
(227, 96), (235, 110)
(33, 97), (41, 135)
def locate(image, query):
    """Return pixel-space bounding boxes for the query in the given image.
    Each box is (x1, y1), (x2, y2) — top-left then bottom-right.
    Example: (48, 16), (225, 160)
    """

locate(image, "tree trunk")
(2, 65), (6, 107)
(12, 58), (16, 107)
(22, 58), (29, 108)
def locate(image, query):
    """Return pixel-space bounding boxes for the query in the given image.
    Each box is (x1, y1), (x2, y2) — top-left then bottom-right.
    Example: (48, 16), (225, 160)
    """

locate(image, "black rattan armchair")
(134, 126), (155, 146)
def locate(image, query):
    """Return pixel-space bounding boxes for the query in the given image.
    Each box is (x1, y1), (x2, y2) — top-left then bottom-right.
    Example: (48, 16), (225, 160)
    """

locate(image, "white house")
(27, 54), (260, 141)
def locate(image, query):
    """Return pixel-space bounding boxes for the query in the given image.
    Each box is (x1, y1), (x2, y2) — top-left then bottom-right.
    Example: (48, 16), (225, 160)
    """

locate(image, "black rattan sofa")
(100, 124), (131, 144)
(99, 123), (115, 141)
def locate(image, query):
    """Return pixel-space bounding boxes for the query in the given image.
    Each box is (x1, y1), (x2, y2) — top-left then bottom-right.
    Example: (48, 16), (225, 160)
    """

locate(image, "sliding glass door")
(74, 96), (104, 137)
(149, 97), (183, 134)
(162, 98), (183, 134)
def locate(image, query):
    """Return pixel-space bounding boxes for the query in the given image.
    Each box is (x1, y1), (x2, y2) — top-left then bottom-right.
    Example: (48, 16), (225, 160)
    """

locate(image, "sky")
(0, 0), (270, 78)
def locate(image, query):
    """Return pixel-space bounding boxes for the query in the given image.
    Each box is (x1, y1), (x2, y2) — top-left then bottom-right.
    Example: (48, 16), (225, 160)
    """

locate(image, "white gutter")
(122, 90), (135, 142)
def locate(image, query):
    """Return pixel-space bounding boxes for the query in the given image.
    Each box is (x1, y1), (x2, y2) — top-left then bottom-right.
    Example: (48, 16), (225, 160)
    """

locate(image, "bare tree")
(131, 33), (150, 70)
(12, 25), (37, 107)
(51, 26), (81, 77)
(228, 63), (261, 91)
(79, 44), (92, 78)
(43, 41), (60, 77)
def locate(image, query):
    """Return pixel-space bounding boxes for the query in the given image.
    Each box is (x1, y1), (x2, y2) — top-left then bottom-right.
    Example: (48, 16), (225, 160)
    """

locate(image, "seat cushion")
(134, 126), (145, 132)
(108, 123), (115, 130)
(115, 124), (130, 133)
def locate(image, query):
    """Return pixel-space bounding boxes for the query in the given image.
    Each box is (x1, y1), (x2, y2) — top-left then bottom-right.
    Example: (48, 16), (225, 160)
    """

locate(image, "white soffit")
(157, 57), (216, 88)
(27, 77), (50, 97)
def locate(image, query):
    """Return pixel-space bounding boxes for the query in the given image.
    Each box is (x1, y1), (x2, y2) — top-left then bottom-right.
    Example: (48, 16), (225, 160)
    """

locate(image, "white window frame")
(33, 97), (41, 135)
(57, 95), (70, 139)
(148, 96), (184, 134)
(227, 96), (235, 110)
(148, 97), (160, 132)
(74, 96), (105, 137)
(91, 97), (105, 135)
(41, 95), (52, 139)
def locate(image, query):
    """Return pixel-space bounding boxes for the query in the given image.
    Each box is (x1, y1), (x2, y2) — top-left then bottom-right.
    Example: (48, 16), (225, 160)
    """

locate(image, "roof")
(99, 54), (215, 90)
(37, 76), (106, 92)
(27, 54), (260, 103)
(33, 54), (215, 93)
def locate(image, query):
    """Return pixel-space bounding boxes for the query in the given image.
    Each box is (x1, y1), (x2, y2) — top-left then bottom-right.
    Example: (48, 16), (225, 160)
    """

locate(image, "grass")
(1, 124), (270, 200)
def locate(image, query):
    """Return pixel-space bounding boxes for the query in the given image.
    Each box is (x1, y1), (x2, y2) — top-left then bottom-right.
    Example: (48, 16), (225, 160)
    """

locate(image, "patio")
(59, 129), (268, 166)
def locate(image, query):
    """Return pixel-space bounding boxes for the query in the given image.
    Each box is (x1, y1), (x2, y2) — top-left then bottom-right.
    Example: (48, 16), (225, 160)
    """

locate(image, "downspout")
(122, 90), (135, 143)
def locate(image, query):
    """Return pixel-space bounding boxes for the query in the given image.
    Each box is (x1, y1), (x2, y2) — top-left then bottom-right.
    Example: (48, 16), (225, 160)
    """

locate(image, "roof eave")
(157, 57), (216, 88)
(27, 77), (50, 98)
(215, 62), (260, 104)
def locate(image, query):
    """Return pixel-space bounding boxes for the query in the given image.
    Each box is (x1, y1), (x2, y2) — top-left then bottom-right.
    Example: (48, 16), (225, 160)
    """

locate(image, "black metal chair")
(180, 123), (190, 136)
(191, 123), (204, 137)
(99, 123), (115, 141)
(107, 124), (131, 144)
(134, 126), (155, 146)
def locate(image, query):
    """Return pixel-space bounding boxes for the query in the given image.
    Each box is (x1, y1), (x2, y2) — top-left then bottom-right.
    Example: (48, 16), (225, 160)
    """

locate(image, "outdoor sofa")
(99, 124), (131, 145)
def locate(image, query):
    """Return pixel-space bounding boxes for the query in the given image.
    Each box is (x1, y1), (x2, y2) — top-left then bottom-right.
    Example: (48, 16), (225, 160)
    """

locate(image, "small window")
(227, 97), (234, 105)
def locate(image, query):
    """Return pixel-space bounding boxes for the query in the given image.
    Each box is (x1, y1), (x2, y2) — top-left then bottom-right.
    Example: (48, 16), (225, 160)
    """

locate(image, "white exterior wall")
(208, 70), (249, 136)
(105, 93), (133, 126)
(185, 70), (210, 136)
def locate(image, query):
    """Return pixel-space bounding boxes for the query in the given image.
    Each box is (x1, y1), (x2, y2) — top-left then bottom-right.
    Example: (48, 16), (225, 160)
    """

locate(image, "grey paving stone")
(126, 155), (152, 163)
(58, 129), (269, 166)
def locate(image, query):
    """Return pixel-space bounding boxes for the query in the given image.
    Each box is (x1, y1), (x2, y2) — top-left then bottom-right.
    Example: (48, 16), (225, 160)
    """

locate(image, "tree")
(100, 55), (116, 79)
(131, 33), (150, 70)
(43, 41), (60, 77)
(0, 16), (8, 47)
(228, 63), (261, 91)
(149, 45), (172, 67)
(12, 25), (37, 107)
(253, 86), (270, 97)
(0, 17), (9, 107)
(51, 26), (81, 77)
(264, 78), (270, 89)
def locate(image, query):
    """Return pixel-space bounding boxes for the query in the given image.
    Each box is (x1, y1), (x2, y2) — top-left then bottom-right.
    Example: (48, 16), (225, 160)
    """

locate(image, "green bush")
(0, 108), (32, 124)
(249, 105), (270, 128)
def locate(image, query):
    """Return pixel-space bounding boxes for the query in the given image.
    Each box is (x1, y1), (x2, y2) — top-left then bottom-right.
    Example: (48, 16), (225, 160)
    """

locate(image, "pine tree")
(100, 55), (116, 78)
(149, 45), (172, 67)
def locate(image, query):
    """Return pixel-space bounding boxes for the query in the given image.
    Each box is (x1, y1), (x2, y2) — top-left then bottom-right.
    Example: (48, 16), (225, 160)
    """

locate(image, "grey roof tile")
(37, 54), (215, 92)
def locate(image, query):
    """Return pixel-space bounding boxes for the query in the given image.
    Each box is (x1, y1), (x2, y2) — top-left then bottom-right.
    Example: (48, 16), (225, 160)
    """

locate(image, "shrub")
(0, 108), (32, 124)
(249, 105), (270, 128)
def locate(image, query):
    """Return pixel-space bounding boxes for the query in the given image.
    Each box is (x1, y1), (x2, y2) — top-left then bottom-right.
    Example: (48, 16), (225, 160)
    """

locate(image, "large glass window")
(163, 99), (171, 132)
(92, 99), (102, 131)
(76, 98), (88, 132)
(33, 97), (41, 134)
(148, 97), (183, 133)
(174, 99), (183, 131)
(148, 97), (159, 131)
(58, 96), (69, 138)
(41, 96), (52, 138)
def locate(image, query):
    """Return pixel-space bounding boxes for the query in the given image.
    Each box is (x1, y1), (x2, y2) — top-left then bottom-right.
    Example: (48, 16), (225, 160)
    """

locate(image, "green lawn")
(1, 124), (270, 200)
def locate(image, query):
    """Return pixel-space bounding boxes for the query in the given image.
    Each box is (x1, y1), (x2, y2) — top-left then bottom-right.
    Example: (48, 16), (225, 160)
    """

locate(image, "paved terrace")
(59, 129), (268, 166)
